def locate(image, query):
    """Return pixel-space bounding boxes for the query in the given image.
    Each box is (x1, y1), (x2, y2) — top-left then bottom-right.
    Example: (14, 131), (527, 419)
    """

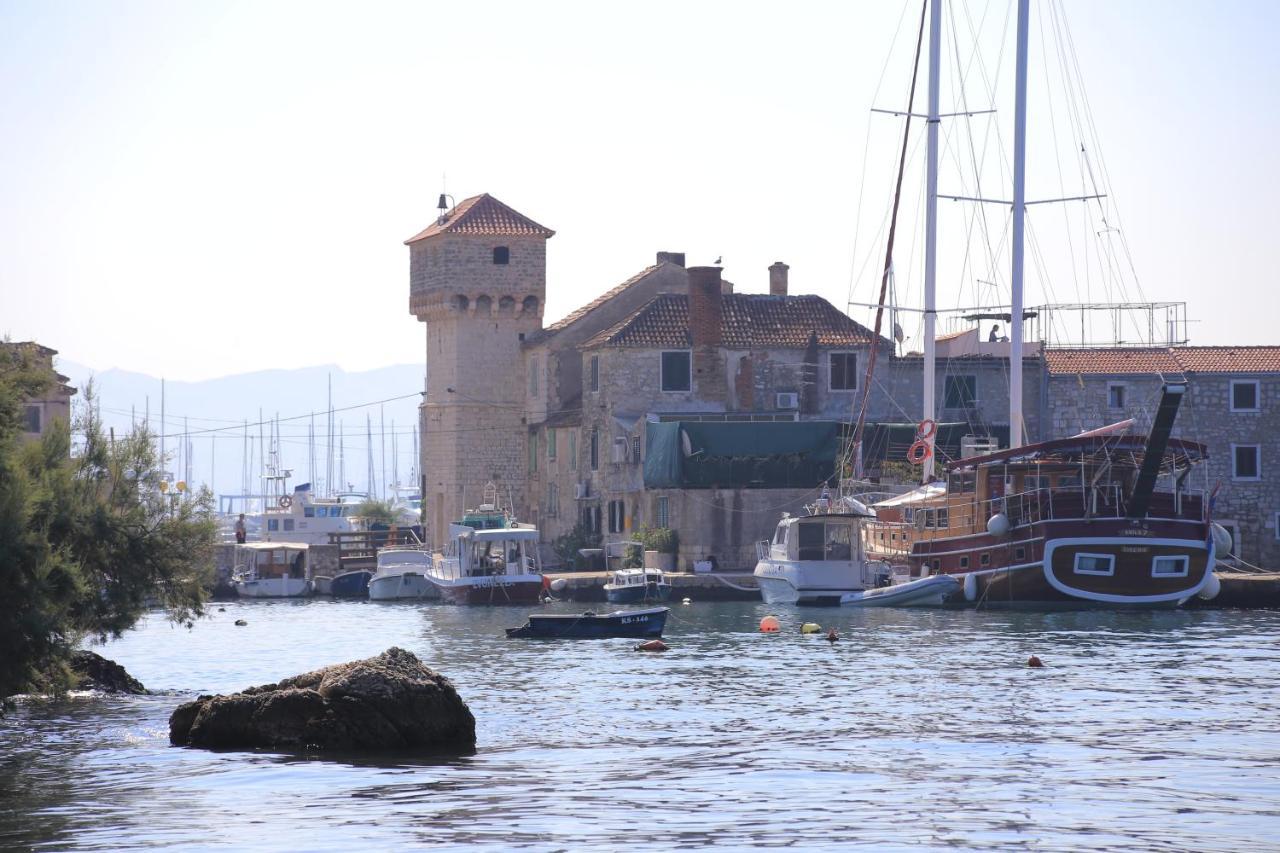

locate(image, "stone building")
(1, 341), (75, 447)
(1044, 346), (1280, 569)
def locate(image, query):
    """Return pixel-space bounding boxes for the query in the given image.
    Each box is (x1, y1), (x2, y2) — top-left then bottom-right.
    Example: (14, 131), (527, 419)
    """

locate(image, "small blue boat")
(505, 607), (669, 639)
(330, 570), (373, 598)
(603, 567), (673, 604)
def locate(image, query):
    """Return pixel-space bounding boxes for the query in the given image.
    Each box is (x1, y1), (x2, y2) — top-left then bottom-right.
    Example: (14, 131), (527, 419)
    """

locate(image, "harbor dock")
(1188, 572), (1280, 609)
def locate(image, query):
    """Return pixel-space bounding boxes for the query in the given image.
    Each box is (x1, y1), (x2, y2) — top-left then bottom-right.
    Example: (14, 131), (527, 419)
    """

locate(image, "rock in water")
(71, 651), (147, 695)
(168, 647), (475, 753)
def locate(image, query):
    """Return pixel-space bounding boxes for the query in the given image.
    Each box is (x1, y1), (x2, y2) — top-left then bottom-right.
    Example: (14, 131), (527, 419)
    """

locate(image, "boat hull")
(841, 574), (959, 608)
(368, 571), (438, 601)
(330, 570), (373, 598)
(754, 560), (861, 606)
(431, 575), (543, 605)
(234, 577), (311, 598)
(506, 607), (669, 639)
(604, 582), (673, 604)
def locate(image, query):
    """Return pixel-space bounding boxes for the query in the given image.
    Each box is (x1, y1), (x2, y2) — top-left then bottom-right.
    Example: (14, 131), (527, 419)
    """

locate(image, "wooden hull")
(911, 518), (1213, 609)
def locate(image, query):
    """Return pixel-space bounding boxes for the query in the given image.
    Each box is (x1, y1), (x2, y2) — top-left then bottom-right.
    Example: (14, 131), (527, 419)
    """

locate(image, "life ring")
(278, 495), (293, 509)
(907, 440), (931, 465)
(917, 418), (937, 440)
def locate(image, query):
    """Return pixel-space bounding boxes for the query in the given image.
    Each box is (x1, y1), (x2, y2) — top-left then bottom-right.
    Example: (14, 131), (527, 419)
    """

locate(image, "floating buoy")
(1197, 572), (1221, 601)
(636, 639), (669, 652)
(800, 622), (822, 635)
(1027, 655), (1044, 668)
(825, 627), (839, 643)
(217, 607), (225, 612)
(759, 615), (781, 633)
(549, 577), (568, 593)
(963, 573), (979, 602)
(682, 597), (692, 605)
(234, 619), (248, 626)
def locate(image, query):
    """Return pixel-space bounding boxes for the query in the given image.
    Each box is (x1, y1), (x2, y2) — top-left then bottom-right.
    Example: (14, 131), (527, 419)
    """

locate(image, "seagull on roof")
(714, 256), (722, 265)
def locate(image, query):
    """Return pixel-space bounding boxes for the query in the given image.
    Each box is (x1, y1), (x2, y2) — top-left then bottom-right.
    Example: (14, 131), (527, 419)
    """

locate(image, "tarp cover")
(644, 421), (840, 489)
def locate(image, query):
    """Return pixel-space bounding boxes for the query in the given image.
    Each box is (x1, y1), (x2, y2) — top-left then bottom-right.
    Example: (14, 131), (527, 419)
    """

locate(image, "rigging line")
(1037, 0), (1085, 309)
(847, 0), (914, 304)
(848, 0), (929, 481)
(174, 393), (423, 437)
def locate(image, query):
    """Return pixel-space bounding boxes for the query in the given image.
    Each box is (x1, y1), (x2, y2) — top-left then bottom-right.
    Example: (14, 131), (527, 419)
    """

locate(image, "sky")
(2, 0), (1278, 381)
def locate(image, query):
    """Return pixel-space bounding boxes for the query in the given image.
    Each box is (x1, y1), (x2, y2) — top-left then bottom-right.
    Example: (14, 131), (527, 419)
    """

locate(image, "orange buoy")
(1027, 655), (1044, 668)
(636, 639), (668, 652)
(759, 615), (781, 633)
(825, 628), (839, 643)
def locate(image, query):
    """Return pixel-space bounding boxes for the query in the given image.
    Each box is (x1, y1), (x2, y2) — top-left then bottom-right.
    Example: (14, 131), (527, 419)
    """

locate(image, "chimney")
(656, 251), (686, 267)
(769, 261), (789, 296)
(687, 266), (724, 349)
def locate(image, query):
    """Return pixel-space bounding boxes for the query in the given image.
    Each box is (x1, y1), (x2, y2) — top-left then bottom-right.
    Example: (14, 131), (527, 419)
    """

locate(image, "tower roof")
(404, 193), (555, 244)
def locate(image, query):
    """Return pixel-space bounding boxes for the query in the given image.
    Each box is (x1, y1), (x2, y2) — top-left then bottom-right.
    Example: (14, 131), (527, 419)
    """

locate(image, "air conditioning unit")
(776, 392), (799, 410)
(574, 481), (590, 500)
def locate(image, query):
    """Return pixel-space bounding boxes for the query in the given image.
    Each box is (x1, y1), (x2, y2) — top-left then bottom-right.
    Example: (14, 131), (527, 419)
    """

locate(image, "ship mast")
(922, 0), (941, 480)
(1009, 0), (1029, 449)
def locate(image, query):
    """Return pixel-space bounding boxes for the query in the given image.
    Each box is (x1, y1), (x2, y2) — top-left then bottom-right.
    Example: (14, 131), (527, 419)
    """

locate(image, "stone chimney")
(687, 266), (724, 349)
(769, 261), (789, 296)
(656, 251), (686, 267)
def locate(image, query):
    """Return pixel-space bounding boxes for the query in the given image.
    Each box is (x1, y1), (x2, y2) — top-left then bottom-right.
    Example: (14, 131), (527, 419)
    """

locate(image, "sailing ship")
(846, 0), (1222, 608)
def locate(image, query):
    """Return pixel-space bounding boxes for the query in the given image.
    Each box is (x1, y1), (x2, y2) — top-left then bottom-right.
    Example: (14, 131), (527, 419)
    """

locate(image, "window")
(493, 246), (510, 264)
(529, 357), (539, 397)
(1015, 546), (1026, 561)
(829, 352), (858, 390)
(1233, 444), (1261, 480)
(268, 519), (279, 532)
(1231, 380), (1260, 412)
(589, 355), (600, 392)
(936, 508), (949, 529)
(547, 429), (557, 462)
(547, 483), (559, 518)
(569, 431), (578, 471)
(590, 429), (599, 471)
(1108, 384), (1126, 409)
(304, 507), (315, 518)
(631, 436), (641, 464)
(980, 552), (991, 567)
(23, 406), (40, 433)
(315, 506), (328, 518)
(1073, 553), (1115, 576)
(661, 351), (692, 392)
(797, 523), (824, 560)
(657, 495), (669, 528)
(944, 375), (977, 408)
(959, 556), (970, 569)
(1152, 555), (1189, 577)
(529, 432), (538, 473)
(608, 499), (626, 534)
(283, 519), (294, 532)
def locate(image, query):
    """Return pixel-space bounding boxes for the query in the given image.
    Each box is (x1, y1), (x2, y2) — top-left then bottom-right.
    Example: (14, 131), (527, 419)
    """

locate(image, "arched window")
(522, 295), (539, 315)
(453, 294), (470, 312)
(493, 246), (510, 265)
(498, 296), (515, 313)
(474, 295), (492, 315)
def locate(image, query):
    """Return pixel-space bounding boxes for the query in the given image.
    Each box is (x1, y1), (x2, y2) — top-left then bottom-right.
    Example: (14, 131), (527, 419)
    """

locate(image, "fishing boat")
(603, 567), (673, 604)
(330, 569), (374, 598)
(257, 482), (368, 546)
(753, 489), (894, 605)
(232, 542), (312, 598)
(505, 607), (669, 639)
(368, 547), (437, 601)
(425, 523), (543, 605)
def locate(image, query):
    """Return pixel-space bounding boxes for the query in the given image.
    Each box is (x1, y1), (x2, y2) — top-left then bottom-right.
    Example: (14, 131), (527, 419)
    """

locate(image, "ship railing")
(997, 485), (1206, 525)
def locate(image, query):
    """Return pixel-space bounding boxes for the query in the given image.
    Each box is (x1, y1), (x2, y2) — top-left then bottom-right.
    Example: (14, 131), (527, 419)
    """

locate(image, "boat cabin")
(608, 567), (668, 589)
(435, 524), (542, 579)
(759, 511), (873, 565)
(237, 542), (309, 579)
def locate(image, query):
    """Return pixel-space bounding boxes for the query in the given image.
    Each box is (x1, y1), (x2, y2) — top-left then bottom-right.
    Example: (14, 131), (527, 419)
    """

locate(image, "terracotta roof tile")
(583, 294), (888, 350)
(404, 194), (555, 244)
(1045, 346), (1280, 375)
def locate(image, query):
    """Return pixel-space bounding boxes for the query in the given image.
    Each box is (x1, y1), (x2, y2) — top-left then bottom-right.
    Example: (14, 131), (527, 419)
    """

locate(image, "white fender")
(549, 578), (568, 593)
(963, 573), (978, 602)
(1197, 572), (1221, 601)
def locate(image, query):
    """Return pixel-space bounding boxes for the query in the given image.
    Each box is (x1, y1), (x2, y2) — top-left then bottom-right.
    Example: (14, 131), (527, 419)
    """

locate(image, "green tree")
(0, 354), (216, 702)
(354, 498), (400, 526)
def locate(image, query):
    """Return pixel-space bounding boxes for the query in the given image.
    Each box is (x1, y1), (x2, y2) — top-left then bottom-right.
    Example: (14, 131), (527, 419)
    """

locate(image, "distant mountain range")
(56, 360), (425, 506)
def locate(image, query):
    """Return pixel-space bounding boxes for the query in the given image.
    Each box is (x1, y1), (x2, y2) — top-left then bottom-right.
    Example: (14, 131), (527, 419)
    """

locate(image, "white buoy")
(549, 578), (568, 593)
(1197, 572), (1221, 601)
(963, 573), (978, 602)
(986, 512), (1011, 538)
(681, 597), (692, 605)
(1211, 523), (1232, 556)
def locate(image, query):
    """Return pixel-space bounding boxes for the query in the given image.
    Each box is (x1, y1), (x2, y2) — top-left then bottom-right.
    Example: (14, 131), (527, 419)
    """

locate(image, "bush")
(623, 542), (644, 568)
(637, 526), (678, 554)
(551, 521), (600, 570)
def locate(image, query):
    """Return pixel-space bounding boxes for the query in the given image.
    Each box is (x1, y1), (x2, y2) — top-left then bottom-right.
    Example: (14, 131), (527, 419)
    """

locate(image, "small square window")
(930, 558), (941, 572)
(1108, 384), (1125, 409)
(1233, 445), (1261, 480)
(283, 519), (294, 532)
(980, 552), (991, 567)
(661, 351), (691, 392)
(589, 355), (600, 393)
(1014, 546), (1026, 561)
(1152, 555), (1189, 577)
(268, 519), (279, 532)
(1230, 380), (1259, 412)
(493, 246), (510, 265)
(304, 507), (315, 518)
(958, 556), (970, 569)
(829, 352), (858, 390)
(1074, 553), (1115, 576)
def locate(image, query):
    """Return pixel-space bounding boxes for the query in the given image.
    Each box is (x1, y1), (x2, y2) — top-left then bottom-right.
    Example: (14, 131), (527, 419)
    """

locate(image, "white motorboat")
(754, 492), (892, 605)
(368, 547), (437, 601)
(232, 542), (313, 598)
(425, 524), (543, 605)
(258, 483), (368, 546)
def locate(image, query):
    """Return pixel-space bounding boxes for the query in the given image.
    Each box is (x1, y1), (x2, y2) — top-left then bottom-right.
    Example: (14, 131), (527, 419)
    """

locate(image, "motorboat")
(426, 523), (543, 605)
(603, 567), (672, 604)
(505, 607), (669, 639)
(368, 547), (437, 601)
(232, 542), (312, 598)
(331, 569), (373, 598)
(753, 490), (893, 605)
(257, 482), (368, 546)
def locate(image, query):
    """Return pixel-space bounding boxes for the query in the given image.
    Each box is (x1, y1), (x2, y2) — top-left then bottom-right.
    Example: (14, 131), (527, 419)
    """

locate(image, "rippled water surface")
(2, 600), (1279, 851)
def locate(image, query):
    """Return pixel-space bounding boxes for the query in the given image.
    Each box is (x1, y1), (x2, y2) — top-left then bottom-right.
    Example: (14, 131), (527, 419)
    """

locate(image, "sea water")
(2, 600), (1278, 851)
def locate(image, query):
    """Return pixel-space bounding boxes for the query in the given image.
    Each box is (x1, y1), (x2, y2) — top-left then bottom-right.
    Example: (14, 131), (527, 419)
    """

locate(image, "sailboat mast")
(923, 0), (941, 481)
(1009, 0), (1029, 449)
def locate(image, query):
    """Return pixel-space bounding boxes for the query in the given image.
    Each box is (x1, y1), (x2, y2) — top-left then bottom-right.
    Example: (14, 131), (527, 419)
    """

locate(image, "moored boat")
(603, 567), (672, 604)
(425, 522), (543, 605)
(368, 547), (437, 601)
(232, 542), (312, 598)
(330, 569), (374, 598)
(505, 607), (669, 639)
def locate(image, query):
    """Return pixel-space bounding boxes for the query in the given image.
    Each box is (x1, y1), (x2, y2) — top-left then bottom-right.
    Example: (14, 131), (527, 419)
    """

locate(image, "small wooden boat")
(839, 574), (960, 608)
(603, 567), (672, 604)
(505, 607), (669, 639)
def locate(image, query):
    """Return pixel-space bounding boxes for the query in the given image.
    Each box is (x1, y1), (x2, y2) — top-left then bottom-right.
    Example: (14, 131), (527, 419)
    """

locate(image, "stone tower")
(406, 193), (554, 546)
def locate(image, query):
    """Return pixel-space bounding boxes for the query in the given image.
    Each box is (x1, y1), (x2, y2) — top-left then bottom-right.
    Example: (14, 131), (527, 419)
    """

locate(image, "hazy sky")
(2, 0), (1277, 381)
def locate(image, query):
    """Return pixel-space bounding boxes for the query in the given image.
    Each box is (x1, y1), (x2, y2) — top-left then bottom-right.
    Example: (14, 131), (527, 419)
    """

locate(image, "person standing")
(235, 513), (247, 544)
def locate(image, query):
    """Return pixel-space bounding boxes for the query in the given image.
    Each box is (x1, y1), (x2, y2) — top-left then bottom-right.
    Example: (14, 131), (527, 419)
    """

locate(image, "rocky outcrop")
(168, 647), (475, 753)
(71, 650), (147, 695)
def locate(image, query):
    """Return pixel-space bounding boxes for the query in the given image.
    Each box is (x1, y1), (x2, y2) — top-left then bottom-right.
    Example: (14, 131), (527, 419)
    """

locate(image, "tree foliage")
(0, 352), (216, 702)
(354, 498), (400, 527)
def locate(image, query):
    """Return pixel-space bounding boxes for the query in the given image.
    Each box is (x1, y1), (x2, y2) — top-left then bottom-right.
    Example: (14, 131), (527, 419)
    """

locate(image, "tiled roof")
(1045, 346), (1280, 375)
(583, 293), (888, 349)
(404, 194), (555, 244)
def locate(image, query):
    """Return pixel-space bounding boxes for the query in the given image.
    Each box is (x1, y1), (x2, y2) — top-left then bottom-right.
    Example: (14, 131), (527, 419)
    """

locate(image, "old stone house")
(1, 341), (75, 447)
